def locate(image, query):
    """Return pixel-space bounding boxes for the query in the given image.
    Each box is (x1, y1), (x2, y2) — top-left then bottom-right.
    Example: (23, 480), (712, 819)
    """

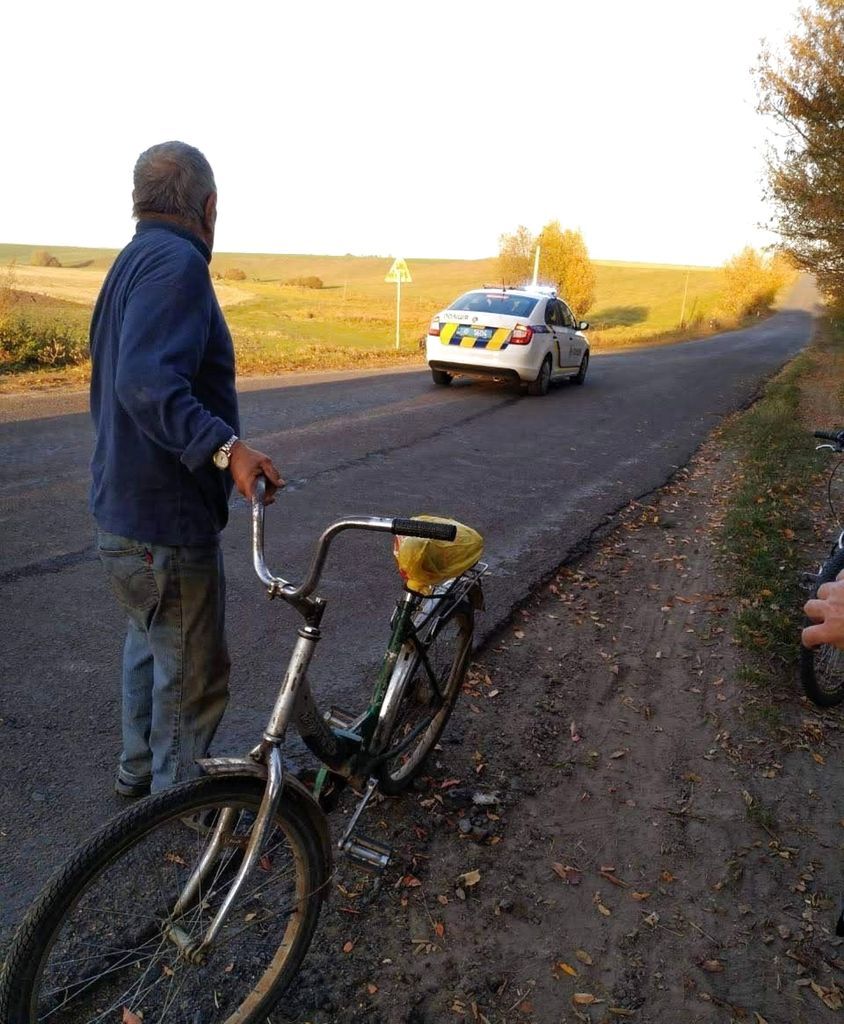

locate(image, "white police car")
(426, 286), (590, 396)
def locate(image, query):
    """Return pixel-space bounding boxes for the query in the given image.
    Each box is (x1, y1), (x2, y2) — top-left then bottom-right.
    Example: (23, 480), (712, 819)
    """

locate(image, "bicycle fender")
(197, 757), (332, 875)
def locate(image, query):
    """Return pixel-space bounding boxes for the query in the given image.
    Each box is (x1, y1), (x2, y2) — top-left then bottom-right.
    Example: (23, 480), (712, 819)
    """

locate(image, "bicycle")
(800, 428), (844, 706)
(0, 479), (487, 1023)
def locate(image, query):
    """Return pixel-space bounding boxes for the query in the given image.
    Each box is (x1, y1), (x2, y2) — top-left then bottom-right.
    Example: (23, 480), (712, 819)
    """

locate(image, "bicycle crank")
(338, 776), (393, 874)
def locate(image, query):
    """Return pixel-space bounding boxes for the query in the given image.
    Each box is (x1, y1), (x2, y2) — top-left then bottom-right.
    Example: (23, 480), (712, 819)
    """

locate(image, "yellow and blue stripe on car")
(439, 323), (512, 350)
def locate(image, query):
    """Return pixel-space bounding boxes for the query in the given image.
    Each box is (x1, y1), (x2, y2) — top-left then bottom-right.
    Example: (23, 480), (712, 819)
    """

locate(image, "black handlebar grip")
(392, 518), (458, 542)
(814, 430), (841, 441)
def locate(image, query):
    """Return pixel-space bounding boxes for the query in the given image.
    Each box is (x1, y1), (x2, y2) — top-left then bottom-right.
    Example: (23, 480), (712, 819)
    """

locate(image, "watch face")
(213, 450), (229, 469)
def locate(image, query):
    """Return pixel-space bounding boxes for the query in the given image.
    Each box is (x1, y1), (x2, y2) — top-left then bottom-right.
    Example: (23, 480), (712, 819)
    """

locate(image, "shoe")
(115, 773), (152, 798)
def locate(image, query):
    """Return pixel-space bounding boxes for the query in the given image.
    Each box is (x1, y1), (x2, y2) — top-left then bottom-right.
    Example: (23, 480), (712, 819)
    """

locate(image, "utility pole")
(531, 246), (541, 287)
(679, 269), (690, 328)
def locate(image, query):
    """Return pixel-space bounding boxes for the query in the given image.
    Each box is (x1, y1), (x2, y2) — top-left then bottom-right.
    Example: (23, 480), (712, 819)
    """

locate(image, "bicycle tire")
(376, 601), (474, 795)
(801, 546), (844, 707)
(0, 775), (328, 1024)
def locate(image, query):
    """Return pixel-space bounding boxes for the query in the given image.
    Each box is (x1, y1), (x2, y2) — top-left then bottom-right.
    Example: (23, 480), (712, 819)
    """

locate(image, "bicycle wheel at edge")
(801, 546), (844, 707)
(376, 601), (474, 795)
(0, 775), (328, 1024)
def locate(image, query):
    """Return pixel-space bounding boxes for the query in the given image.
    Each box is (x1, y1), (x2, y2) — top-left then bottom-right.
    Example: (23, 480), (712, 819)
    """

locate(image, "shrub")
(719, 247), (791, 319)
(0, 315), (88, 369)
(31, 250), (61, 268)
(283, 275), (324, 289)
(222, 267), (247, 281)
(0, 262), (17, 323)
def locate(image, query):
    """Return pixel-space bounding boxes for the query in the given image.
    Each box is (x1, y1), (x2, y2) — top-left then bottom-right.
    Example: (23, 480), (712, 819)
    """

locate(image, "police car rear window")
(448, 293), (539, 317)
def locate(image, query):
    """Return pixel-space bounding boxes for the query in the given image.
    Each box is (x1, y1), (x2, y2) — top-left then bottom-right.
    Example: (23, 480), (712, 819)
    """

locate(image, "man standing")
(89, 141), (282, 797)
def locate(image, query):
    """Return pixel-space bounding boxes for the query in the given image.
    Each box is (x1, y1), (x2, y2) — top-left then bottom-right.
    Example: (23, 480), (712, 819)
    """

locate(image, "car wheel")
(572, 351), (589, 385)
(431, 368), (453, 387)
(527, 356), (552, 397)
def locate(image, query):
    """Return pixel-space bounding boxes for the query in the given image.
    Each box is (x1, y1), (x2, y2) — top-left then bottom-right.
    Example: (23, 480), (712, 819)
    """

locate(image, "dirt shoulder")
(278, 417), (844, 1023)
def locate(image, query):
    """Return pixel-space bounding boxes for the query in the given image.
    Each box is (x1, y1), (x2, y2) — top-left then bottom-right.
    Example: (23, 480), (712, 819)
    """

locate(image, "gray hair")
(132, 141), (216, 222)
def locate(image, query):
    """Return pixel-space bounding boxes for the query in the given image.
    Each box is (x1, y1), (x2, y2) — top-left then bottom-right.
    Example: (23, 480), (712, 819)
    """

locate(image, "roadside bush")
(0, 262), (17, 323)
(31, 249), (61, 268)
(222, 267), (247, 281)
(0, 315), (88, 369)
(283, 275), (324, 289)
(718, 247), (791, 320)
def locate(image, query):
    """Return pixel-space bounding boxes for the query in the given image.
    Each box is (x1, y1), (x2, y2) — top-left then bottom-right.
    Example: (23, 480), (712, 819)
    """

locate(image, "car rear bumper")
(429, 360), (523, 383)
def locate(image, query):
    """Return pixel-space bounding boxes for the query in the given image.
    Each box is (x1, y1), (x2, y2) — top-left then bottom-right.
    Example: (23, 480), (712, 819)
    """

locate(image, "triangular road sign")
(385, 257), (412, 283)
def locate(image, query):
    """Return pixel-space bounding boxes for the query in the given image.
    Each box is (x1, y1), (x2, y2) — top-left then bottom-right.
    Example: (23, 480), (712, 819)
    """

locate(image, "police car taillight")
(429, 318), (441, 337)
(510, 324), (534, 345)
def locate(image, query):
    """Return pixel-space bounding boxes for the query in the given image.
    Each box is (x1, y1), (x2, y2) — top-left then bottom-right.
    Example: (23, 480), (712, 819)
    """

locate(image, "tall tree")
(496, 225), (534, 286)
(756, 0), (844, 303)
(536, 221), (596, 315)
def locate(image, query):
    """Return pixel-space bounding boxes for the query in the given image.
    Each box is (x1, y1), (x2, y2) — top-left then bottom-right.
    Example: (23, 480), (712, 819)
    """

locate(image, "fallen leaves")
(556, 961), (578, 977)
(700, 959), (724, 973)
(810, 980), (843, 1010)
(572, 992), (601, 1006)
(575, 949), (594, 966)
(457, 869), (481, 888)
(599, 866), (630, 888)
(122, 1010), (143, 1024)
(552, 863), (582, 885)
(593, 892), (612, 916)
(342, 940), (355, 954)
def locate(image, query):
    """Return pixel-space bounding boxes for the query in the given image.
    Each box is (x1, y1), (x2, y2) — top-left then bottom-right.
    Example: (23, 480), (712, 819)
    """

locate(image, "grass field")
(0, 242), (742, 384)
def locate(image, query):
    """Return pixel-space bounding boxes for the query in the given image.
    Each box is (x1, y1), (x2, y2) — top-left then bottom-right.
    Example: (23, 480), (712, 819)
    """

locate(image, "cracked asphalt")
(0, 278), (817, 944)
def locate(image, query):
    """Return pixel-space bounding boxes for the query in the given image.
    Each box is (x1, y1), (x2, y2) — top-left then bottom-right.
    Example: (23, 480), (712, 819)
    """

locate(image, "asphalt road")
(0, 278), (817, 942)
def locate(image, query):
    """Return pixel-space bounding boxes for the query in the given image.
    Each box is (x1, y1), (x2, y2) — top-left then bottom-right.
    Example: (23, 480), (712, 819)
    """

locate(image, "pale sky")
(2, 0), (800, 266)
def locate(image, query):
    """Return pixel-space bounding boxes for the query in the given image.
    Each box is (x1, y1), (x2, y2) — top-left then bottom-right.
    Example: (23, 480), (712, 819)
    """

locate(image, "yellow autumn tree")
(535, 222), (596, 315)
(496, 225), (534, 286)
(719, 247), (791, 319)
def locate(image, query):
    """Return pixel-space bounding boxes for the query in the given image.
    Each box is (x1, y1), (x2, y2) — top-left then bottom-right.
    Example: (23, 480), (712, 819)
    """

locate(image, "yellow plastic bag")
(393, 516), (484, 594)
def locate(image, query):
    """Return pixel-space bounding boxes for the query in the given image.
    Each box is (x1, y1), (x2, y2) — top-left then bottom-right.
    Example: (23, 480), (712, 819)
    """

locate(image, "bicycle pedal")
(342, 834), (392, 874)
(325, 706), (362, 731)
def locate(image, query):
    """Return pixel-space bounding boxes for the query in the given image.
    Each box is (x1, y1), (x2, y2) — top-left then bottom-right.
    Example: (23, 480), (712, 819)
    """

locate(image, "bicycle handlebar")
(392, 518), (457, 541)
(250, 476), (456, 602)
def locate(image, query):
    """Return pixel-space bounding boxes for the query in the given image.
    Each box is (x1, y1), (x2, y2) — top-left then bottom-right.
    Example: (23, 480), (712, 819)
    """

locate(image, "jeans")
(96, 530), (230, 793)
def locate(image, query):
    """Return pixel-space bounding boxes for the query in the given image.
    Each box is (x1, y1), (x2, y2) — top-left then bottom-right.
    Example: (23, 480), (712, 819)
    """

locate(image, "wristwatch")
(212, 434), (239, 470)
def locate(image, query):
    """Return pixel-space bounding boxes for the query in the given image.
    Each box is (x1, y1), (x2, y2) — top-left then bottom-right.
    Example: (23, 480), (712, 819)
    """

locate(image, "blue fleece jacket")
(89, 220), (240, 545)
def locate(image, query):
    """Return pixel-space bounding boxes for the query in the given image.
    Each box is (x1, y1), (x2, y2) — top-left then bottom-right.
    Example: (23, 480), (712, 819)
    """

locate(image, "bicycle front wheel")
(376, 601), (474, 795)
(801, 547), (844, 707)
(0, 775), (328, 1024)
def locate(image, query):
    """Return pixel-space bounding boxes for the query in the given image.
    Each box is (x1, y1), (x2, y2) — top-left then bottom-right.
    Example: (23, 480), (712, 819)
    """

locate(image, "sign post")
(385, 257), (412, 350)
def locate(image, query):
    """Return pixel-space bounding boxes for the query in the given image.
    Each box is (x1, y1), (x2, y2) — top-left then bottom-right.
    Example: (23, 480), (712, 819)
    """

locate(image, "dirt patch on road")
(277, 434), (844, 1023)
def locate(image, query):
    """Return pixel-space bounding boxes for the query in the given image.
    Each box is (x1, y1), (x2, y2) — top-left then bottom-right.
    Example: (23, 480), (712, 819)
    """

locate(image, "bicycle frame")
(169, 480), (484, 962)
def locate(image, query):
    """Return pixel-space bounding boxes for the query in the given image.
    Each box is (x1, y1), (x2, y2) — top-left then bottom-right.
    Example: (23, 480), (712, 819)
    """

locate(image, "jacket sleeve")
(114, 251), (235, 473)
